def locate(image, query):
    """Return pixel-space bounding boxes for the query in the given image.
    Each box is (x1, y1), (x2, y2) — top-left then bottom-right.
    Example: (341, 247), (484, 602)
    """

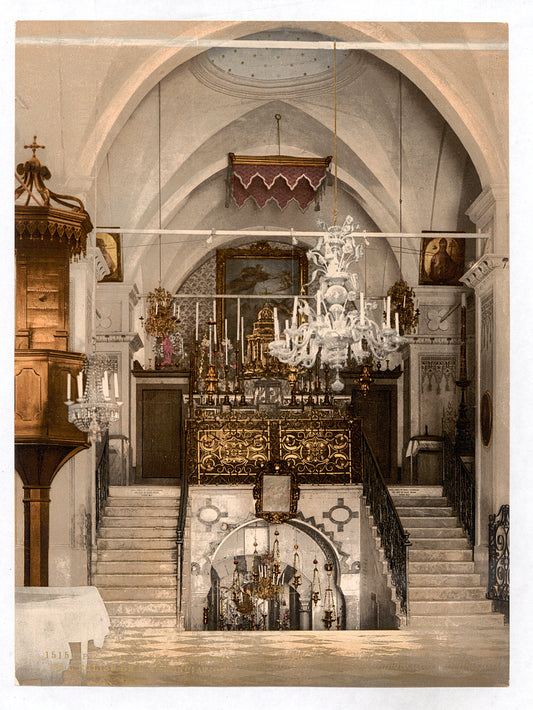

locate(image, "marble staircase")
(93, 486), (180, 628)
(389, 486), (505, 630)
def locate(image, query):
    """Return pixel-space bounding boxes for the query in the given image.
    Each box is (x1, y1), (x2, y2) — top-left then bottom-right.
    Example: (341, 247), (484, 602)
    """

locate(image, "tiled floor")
(59, 626), (509, 687)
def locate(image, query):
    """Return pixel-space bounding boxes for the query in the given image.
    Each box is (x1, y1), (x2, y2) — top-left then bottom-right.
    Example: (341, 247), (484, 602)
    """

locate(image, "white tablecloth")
(15, 586), (111, 684)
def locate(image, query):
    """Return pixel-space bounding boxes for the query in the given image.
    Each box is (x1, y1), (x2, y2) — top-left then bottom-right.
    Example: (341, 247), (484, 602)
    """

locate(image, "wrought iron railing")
(362, 434), (411, 615)
(95, 432), (110, 532)
(176, 438), (190, 624)
(442, 433), (475, 547)
(488, 504), (509, 606)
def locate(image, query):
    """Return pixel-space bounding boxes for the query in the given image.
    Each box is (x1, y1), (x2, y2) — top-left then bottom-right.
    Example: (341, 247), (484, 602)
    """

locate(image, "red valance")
(228, 153), (331, 211)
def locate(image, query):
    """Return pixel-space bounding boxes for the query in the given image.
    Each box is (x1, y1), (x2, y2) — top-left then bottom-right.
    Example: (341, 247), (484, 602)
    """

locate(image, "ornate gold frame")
(253, 460), (299, 524)
(216, 240), (308, 341)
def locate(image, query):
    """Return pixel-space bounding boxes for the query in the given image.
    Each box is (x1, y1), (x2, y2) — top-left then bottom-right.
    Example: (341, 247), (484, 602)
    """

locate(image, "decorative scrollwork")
(442, 433), (475, 546)
(488, 504), (509, 602)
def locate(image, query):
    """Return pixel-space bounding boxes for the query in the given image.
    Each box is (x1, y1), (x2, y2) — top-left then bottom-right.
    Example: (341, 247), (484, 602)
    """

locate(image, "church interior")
(14, 20), (510, 687)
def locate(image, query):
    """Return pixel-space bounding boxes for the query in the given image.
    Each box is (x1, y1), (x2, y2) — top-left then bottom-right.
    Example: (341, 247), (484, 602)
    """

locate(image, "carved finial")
(24, 136), (45, 158)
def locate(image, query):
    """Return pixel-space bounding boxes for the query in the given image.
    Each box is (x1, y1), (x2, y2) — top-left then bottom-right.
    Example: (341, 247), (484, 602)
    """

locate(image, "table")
(15, 586), (111, 685)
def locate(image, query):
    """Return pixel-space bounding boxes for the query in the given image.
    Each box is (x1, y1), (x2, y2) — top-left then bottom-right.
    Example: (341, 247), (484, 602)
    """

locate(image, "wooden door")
(136, 385), (182, 481)
(350, 384), (398, 482)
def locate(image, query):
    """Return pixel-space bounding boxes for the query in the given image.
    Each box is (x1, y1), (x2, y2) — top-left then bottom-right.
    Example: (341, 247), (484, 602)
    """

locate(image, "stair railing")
(362, 434), (411, 616)
(176, 440), (190, 626)
(442, 433), (475, 547)
(488, 504), (509, 619)
(95, 431), (110, 532)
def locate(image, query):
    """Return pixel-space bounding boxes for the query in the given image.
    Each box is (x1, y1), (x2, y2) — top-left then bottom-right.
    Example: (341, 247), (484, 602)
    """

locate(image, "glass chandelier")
(66, 354), (122, 443)
(268, 215), (405, 392)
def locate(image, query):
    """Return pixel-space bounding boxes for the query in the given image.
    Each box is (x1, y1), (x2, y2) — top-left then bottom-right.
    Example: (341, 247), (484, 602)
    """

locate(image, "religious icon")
(96, 231), (123, 282)
(419, 235), (465, 286)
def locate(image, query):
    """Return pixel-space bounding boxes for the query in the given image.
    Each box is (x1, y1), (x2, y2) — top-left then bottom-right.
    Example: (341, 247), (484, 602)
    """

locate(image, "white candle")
(102, 372), (109, 399)
(173, 301), (176, 316)
(241, 317), (245, 363)
(395, 311), (400, 334)
(113, 372), (119, 400)
(209, 325), (213, 363)
(360, 292), (365, 325)
(273, 307), (280, 340)
(177, 304), (180, 320)
(292, 296), (298, 326)
(213, 299), (216, 322)
(77, 372), (83, 399)
(224, 319), (228, 365)
(155, 302), (158, 315)
(386, 296), (391, 328)
(236, 298), (240, 340)
(67, 373), (71, 401)
(195, 301), (199, 341)
(461, 293), (467, 308)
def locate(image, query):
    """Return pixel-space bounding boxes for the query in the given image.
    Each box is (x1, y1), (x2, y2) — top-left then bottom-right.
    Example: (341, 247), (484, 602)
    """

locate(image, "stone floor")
(56, 626), (509, 687)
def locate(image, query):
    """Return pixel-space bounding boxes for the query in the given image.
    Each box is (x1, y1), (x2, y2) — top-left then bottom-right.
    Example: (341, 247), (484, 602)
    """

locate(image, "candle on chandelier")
(395, 311), (400, 335)
(360, 292), (365, 325)
(273, 307), (280, 340)
(292, 296), (298, 326)
(77, 372), (84, 399)
(113, 372), (119, 400)
(67, 373), (71, 401)
(386, 296), (391, 328)
(102, 372), (109, 399)
(195, 301), (199, 341)
(224, 319), (228, 365)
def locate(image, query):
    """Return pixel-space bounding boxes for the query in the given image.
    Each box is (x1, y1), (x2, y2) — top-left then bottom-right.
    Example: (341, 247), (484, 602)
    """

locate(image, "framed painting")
(96, 230), (123, 282)
(216, 241), (308, 342)
(253, 460), (299, 524)
(419, 233), (465, 286)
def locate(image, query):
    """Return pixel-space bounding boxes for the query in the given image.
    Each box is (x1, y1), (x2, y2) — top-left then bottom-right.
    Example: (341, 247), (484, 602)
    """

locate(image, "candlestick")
(395, 311), (400, 335)
(67, 373), (71, 401)
(241, 317), (245, 364)
(360, 292), (365, 325)
(77, 372), (84, 399)
(224, 319), (228, 365)
(386, 296), (391, 328)
(209, 326), (213, 364)
(195, 301), (199, 341)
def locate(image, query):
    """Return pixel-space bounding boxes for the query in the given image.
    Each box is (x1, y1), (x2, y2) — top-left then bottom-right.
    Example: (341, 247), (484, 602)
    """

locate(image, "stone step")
(409, 573), (481, 587)
(408, 614), (505, 629)
(96, 561), (176, 575)
(101, 516), (178, 528)
(106, 497), (180, 507)
(400, 517), (458, 528)
(410, 538), (470, 550)
(98, 527), (177, 539)
(409, 549), (472, 562)
(104, 600), (176, 616)
(409, 561), (475, 574)
(108, 615), (178, 628)
(396, 506), (453, 517)
(99, 587), (177, 601)
(108, 486), (180, 497)
(93, 573), (177, 587)
(97, 538), (177, 550)
(105, 506), (179, 517)
(408, 527), (465, 539)
(97, 549), (177, 562)
(409, 586), (488, 601)
(409, 600), (495, 616)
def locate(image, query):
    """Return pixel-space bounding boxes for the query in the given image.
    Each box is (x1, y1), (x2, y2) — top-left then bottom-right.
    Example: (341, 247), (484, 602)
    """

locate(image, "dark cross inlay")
(323, 497), (359, 533)
(196, 497), (228, 532)
(24, 135), (45, 157)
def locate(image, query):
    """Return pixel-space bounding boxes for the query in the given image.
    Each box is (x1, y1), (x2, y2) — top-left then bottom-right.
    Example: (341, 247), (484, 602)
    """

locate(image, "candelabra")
(387, 279), (420, 335)
(269, 216), (405, 392)
(66, 354), (122, 443)
(141, 286), (184, 368)
(322, 561), (337, 630)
